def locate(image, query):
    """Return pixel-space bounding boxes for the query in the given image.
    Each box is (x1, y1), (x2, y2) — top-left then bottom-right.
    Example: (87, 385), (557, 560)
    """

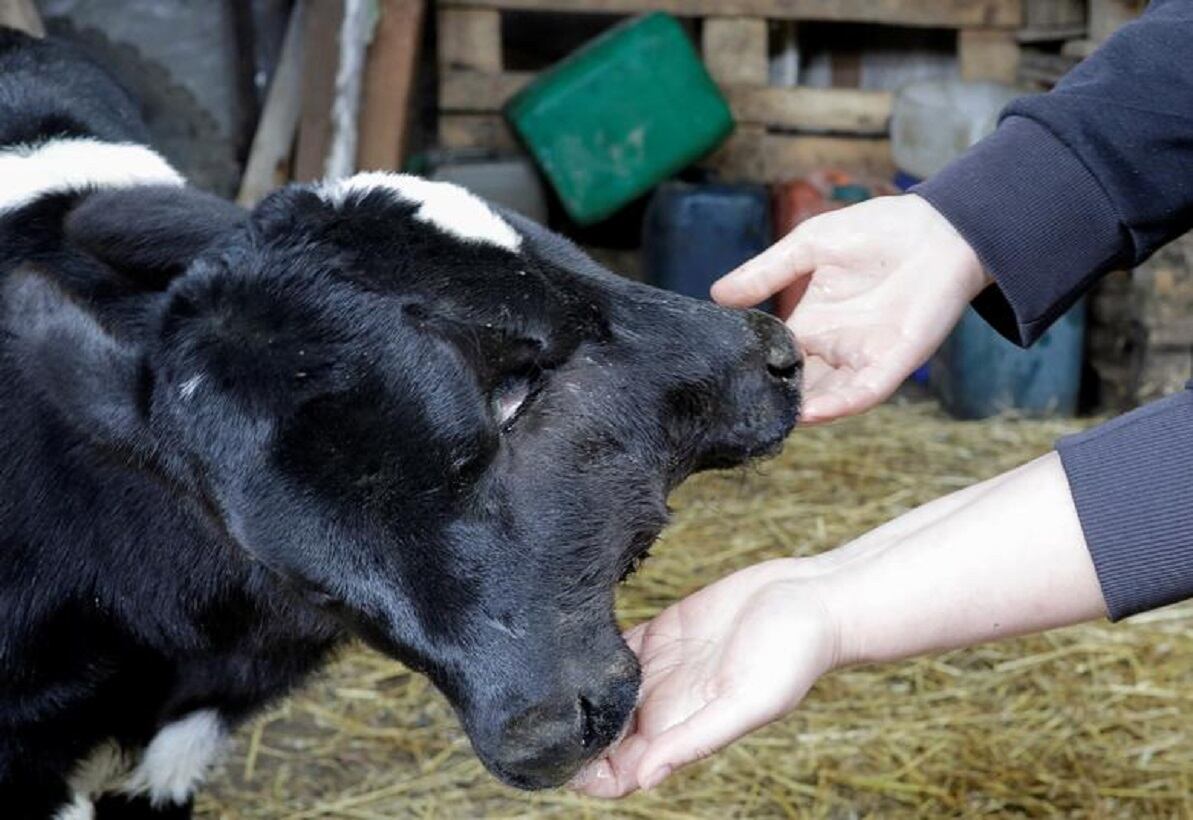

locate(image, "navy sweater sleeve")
(914, 0), (1193, 621)
(916, 0), (1193, 348)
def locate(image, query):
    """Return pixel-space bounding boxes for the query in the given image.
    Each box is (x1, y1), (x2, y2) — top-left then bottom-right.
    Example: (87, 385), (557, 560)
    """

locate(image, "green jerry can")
(504, 12), (734, 225)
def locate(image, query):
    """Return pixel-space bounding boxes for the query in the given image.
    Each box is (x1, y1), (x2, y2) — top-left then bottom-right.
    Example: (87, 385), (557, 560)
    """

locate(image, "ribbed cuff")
(914, 116), (1129, 347)
(1057, 385), (1193, 620)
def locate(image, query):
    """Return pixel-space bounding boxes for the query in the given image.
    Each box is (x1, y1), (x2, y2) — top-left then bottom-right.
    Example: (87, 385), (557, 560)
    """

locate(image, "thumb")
(711, 230), (814, 308)
(634, 694), (774, 790)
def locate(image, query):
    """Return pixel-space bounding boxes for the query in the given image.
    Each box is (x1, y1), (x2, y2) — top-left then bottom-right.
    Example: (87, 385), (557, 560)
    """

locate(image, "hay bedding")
(198, 402), (1193, 818)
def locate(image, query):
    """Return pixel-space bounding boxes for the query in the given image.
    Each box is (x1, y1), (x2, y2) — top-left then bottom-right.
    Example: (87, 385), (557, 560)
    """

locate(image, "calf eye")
(491, 367), (544, 429)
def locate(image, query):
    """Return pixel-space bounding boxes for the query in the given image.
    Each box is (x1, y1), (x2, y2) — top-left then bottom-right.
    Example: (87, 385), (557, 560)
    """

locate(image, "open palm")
(712, 195), (989, 424)
(572, 561), (835, 798)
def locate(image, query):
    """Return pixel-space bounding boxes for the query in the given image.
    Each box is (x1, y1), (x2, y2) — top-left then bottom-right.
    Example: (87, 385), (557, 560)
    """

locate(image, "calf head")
(9, 174), (800, 788)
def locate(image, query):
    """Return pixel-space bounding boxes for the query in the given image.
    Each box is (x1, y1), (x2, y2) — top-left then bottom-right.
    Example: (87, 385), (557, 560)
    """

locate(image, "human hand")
(712, 195), (990, 424)
(570, 559), (838, 798)
(572, 453), (1103, 799)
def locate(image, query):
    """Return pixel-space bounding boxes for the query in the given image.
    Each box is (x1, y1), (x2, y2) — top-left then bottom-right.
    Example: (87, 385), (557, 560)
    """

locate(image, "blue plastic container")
(893, 168), (1084, 415)
(931, 302), (1086, 419)
(643, 182), (771, 301)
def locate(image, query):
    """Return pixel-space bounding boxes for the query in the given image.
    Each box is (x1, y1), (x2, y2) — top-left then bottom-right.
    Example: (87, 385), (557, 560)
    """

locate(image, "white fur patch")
(318, 172), (522, 251)
(53, 793), (95, 820)
(56, 740), (133, 820)
(178, 374), (204, 400)
(122, 710), (227, 807)
(67, 740), (133, 797)
(0, 137), (183, 214)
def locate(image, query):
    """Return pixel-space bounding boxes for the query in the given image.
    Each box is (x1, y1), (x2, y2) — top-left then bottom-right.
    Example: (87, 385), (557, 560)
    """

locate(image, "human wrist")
(760, 557), (849, 676)
(907, 193), (991, 302)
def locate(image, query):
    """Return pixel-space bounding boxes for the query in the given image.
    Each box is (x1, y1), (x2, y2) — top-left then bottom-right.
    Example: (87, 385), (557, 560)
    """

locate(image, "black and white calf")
(0, 28), (801, 819)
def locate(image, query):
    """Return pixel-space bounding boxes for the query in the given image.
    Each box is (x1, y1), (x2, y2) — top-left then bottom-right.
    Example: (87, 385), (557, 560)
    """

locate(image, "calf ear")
(4, 269), (147, 447)
(65, 186), (247, 289)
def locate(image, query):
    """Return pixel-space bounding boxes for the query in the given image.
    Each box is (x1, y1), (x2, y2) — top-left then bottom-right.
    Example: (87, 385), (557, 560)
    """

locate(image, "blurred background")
(4, 1), (1189, 816)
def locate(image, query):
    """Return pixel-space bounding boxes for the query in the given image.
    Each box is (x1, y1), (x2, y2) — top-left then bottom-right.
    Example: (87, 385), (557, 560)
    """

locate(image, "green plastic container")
(504, 13), (733, 225)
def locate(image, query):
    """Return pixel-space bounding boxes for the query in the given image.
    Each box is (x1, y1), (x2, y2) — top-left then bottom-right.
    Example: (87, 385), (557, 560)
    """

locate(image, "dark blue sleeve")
(1057, 383), (1193, 620)
(915, 0), (1193, 347)
(914, 0), (1193, 621)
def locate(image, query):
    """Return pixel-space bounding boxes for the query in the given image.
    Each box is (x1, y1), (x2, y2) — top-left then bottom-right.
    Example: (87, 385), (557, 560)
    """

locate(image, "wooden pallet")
(436, 0), (1028, 183)
(1089, 232), (1193, 409)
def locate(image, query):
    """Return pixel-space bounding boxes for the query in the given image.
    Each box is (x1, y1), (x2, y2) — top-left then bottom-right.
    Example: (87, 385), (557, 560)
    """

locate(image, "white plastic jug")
(891, 80), (1025, 180)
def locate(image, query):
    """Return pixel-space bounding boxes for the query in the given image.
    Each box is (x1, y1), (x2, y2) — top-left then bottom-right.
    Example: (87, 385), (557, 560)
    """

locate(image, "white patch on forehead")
(318, 171), (522, 252)
(122, 709), (227, 807)
(0, 137), (183, 214)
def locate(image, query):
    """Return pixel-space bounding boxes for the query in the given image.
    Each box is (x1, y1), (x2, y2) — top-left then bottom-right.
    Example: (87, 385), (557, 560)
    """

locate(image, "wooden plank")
(357, 0), (426, 172)
(1023, 0), (1085, 29)
(1138, 348), (1192, 403)
(440, 0), (1021, 28)
(959, 28), (1019, 83)
(1148, 321), (1193, 348)
(438, 8), (502, 72)
(700, 129), (894, 182)
(293, 0), (344, 182)
(729, 86), (890, 134)
(702, 17), (768, 86)
(1060, 38), (1098, 58)
(438, 113), (519, 151)
(1016, 23), (1086, 42)
(440, 70), (533, 110)
(441, 70), (890, 135)
(1089, 0), (1145, 42)
(1016, 47), (1080, 87)
(0, 0), (44, 36)
(239, 1), (307, 205)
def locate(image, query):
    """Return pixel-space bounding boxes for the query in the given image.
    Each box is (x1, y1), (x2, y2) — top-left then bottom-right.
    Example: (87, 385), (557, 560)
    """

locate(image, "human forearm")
(796, 453), (1106, 669)
(575, 454), (1109, 798)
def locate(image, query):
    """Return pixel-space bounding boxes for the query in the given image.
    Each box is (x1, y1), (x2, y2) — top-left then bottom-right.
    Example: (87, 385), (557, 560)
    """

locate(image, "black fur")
(0, 28), (801, 817)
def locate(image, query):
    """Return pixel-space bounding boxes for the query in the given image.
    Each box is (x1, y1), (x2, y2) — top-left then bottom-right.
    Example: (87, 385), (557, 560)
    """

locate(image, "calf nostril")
(578, 695), (598, 750)
(767, 357), (799, 382)
(765, 342), (801, 382)
(746, 310), (802, 383)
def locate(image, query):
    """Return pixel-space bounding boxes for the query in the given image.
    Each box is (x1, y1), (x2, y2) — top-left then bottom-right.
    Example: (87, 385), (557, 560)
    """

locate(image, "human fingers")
(711, 230), (814, 309)
(632, 693), (770, 791)
(799, 359), (909, 424)
(569, 732), (650, 798)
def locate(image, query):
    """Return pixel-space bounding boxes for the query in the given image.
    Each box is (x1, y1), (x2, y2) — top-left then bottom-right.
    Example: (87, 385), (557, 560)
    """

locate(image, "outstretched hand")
(712, 195), (990, 424)
(571, 453), (1104, 798)
(569, 560), (837, 798)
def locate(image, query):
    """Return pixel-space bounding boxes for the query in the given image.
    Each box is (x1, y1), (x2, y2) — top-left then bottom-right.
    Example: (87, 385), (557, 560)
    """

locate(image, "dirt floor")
(197, 401), (1193, 818)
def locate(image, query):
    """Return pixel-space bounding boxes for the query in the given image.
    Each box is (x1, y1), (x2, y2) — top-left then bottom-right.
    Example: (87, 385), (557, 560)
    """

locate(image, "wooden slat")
(357, 0), (427, 171)
(700, 129), (894, 182)
(438, 8), (502, 72)
(1089, 0), (1145, 42)
(1016, 47), (1080, 87)
(440, 71), (890, 135)
(439, 0), (1021, 28)
(293, 0), (344, 182)
(1016, 24), (1086, 43)
(438, 113), (520, 150)
(729, 86), (891, 135)
(238, 1), (306, 206)
(440, 70), (534, 110)
(958, 28), (1019, 83)
(1148, 320), (1193, 348)
(702, 17), (768, 86)
(0, 0), (44, 36)
(1023, 0), (1085, 29)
